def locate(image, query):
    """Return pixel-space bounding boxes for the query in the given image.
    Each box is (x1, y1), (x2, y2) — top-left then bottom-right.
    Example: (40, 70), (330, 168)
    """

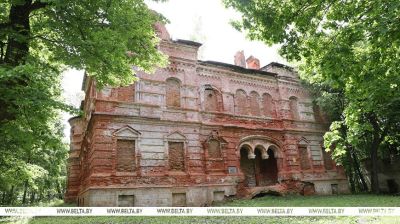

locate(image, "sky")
(61, 0), (288, 140)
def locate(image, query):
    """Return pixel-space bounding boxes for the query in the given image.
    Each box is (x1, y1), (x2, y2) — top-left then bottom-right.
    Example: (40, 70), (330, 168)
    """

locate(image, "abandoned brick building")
(65, 24), (349, 207)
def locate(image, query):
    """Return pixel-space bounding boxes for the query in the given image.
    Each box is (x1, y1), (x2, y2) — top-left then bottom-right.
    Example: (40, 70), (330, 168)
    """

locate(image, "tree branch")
(28, 1), (48, 13)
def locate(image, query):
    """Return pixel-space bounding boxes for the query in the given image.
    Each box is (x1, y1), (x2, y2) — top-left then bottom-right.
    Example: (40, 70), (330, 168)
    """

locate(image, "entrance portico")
(238, 136), (283, 187)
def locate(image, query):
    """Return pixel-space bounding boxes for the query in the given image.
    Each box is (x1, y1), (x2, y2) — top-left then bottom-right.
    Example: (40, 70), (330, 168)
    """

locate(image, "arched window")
(203, 85), (223, 112)
(249, 91), (261, 116)
(166, 78), (181, 107)
(262, 93), (274, 117)
(235, 89), (248, 115)
(204, 89), (218, 111)
(289, 96), (299, 120)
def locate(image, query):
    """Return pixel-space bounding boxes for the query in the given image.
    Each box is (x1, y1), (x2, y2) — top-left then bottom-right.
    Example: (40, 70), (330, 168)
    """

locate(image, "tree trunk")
(7, 186), (15, 205)
(30, 191), (35, 204)
(22, 180), (28, 204)
(4, 1), (32, 66)
(345, 149), (355, 193)
(0, 0), (32, 122)
(56, 180), (63, 199)
(370, 141), (380, 194)
(367, 113), (386, 194)
(350, 148), (368, 192)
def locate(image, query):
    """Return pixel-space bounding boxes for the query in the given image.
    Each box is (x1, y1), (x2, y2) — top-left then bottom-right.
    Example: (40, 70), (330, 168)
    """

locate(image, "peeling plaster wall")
(65, 37), (349, 206)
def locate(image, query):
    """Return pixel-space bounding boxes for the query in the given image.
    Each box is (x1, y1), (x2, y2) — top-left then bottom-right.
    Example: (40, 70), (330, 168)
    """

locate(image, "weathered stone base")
(77, 185), (237, 207)
(312, 179), (350, 195)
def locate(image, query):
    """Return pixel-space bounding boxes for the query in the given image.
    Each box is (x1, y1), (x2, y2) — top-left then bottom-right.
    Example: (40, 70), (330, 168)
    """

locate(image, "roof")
(198, 60), (277, 77)
(261, 62), (294, 71)
(173, 39), (202, 47)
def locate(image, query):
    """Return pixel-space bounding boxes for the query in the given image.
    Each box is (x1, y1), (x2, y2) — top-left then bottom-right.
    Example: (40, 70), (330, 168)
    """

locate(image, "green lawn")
(2, 194), (399, 224)
(215, 194), (400, 207)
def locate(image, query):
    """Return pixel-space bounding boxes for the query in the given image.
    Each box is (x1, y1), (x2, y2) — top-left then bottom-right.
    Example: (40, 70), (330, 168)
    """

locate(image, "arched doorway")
(240, 142), (279, 187)
(254, 148), (278, 186)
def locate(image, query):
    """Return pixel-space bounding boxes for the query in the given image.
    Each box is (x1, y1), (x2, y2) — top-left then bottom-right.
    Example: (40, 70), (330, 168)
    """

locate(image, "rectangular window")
(168, 142), (185, 171)
(118, 195), (134, 207)
(299, 146), (311, 170)
(331, 184), (339, 195)
(213, 191), (225, 202)
(172, 193), (186, 206)
(117, 139), (135, 172)
(208, 139), (221, 158)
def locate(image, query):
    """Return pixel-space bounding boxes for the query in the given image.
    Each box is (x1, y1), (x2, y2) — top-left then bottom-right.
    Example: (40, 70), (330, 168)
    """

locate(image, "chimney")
(234, 50), (246, 68)
(246, 56), (260, 70)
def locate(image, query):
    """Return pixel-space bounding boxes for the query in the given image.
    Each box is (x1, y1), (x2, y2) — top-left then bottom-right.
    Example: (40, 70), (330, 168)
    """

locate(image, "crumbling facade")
(65, 25), (349, 207)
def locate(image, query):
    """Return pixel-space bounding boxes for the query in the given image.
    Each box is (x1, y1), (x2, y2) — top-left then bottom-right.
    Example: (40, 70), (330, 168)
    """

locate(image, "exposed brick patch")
(168, 142), (185, 171)
(299, 146), (311, 170)
(235, 90), (248, 115)
(249, 91), (261, 116)
(116, 140), (135, 172)
(166, 78), (181, 107)
(208, 139), (221, 158)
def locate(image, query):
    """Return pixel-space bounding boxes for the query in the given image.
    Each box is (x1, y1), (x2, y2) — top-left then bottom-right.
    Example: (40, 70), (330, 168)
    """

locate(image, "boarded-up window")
(208, 139), (221, 158)
(249, 91), (260, 116)
(117, 85), (135, 102)
(299, 146), (311, 170)
(118, 195), (134, 207)
(168, 142), (185, 171)
(235, 90), (248, 115)
(289, 96), (299, 119)
(204, 89), (219, 111)
(262, 93), (274, 117)
(172, 193), (186, 206)
(117, 140), (135, 172)
(322, 148), (334, 170)
(166, 78), (181, 107)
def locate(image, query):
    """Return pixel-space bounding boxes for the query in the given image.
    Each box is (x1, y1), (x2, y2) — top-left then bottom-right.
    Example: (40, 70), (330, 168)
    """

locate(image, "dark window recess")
(387, 179), (399, 194)
(118, 195), (135, 207)
(331, 184), (339, 195)
(172, 193), (186, 206)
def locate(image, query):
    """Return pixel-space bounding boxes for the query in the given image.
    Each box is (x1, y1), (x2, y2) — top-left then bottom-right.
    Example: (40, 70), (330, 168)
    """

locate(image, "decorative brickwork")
(65, 25), (349, 207)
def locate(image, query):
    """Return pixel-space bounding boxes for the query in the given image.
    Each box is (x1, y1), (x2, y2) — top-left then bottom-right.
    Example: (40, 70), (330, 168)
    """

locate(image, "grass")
(214, 194), (400, 207)
(2, 194), (399, 224)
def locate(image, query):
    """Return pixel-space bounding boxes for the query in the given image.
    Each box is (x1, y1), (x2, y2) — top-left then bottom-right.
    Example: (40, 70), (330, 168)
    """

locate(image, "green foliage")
(0, 0), (167, 205)
(224, 0), (400, 193)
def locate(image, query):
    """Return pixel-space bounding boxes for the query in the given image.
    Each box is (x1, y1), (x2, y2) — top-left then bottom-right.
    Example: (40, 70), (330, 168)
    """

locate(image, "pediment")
(298, 137), (309, 146)
(166, 131), (186, 141)
(113, 126), (141, 138)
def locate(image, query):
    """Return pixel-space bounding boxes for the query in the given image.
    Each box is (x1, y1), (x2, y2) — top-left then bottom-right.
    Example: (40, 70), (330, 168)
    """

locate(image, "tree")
(0, 0), (167, 204)
(224, 0), (400, 193)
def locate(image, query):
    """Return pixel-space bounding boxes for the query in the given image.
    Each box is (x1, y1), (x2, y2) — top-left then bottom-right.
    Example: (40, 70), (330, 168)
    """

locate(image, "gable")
(113, 126), (141, 138)
(165, 131), (186, 141)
